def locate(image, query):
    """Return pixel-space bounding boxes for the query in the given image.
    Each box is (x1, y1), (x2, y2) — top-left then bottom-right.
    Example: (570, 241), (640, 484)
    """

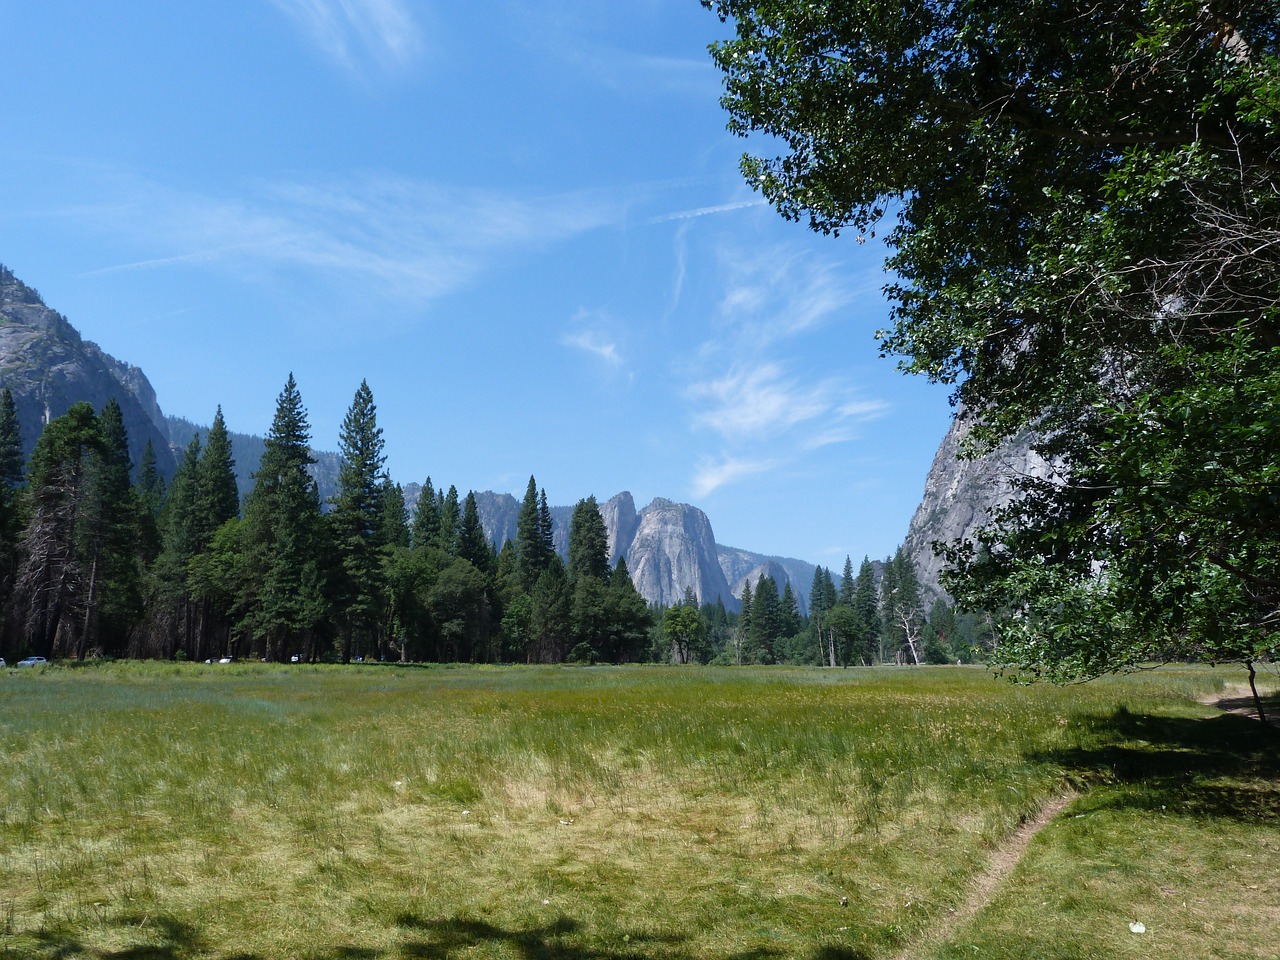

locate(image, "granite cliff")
(902, 412), (1052, 604)
(0, 264), (176, 477)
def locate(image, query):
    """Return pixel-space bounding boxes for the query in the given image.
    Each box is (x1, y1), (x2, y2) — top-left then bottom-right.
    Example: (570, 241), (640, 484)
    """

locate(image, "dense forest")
(0, 375), (973, 667)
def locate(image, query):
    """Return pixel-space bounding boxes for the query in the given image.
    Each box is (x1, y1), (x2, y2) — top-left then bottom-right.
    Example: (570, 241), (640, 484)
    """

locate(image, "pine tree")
(852, 556), (880, 664)
(734, 578), (754, 665)
(516, 476), (552, 591)
(14, 403), (104, 658)
(241, 374), (326, 662)
(379, 478), (410, 550)
(200, 407), (239, 530)
(154, 433), (202, 658)
(809, 566), (834, 621)
(604, 557), (651, 663)
(568, 574), (607, 662)
(457, 491), (491, 571)
(749, 575), (779, 663)
(566, 496), (611, 659)
(0, 387), (25, 633)
(330, 380), (387, 663)
(537, 489), (554, 560)
(411, 477), (441, 551)
(839, 556), (856, 606)
(779, 581), (802, 641)
(135, 439), (166, 564)
(81, 399), (143, 657)
(162, 435), (203, 573)
(181, 408), (242, 661)
(806, 566), (838, 665)
(877, 555), (898, 664)
(0, 387), (22, 536)
(530, 556), (570, 662)
(436, 485), (460, 556)
(567, 496), (610, 584)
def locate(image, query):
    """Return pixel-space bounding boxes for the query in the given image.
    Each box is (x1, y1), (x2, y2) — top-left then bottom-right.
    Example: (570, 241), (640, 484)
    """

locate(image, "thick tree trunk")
(78, 552), (98, 660)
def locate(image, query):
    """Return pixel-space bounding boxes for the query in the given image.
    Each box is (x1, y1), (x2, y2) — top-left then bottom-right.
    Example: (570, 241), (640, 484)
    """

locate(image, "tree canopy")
(705, 0), (1280, 693)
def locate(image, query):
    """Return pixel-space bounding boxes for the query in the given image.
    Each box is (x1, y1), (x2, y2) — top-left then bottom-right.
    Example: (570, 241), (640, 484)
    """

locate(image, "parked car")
(0, 657), (6, 668)
(16, 656), (47, 667)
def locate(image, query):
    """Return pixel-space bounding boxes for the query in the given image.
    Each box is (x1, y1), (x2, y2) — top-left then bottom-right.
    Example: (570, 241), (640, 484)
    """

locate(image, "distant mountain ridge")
(0, 262), (815, 611)
(164, 414), (342, 506)
(404, 486), (816, 613)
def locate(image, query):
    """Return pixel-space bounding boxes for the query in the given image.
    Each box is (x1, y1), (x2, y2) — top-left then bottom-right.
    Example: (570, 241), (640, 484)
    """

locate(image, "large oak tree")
(704, 0), (1280, 709)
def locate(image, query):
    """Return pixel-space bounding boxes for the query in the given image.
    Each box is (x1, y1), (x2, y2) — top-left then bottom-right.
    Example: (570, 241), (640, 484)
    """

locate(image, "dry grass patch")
(0, 661), (1273, 958)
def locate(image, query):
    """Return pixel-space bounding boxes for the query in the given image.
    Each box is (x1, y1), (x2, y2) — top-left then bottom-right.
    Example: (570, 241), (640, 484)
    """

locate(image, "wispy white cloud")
(713, 246), (872, 344)
(269, 0), (423, 75)
(692, 454), (779, 497)
(688, 362), (884, 440)
(648, 199), (767, 225)
(690, 363), (830, 438)
(562, 329), (622, 367)
(677, 239), (892, 496)
(75, 172), (626, 306)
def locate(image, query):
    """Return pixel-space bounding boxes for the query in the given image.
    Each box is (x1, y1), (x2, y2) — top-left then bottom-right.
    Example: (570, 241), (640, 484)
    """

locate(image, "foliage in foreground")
(704, 0), (1280, 685)
(0, 662), (1276, 959)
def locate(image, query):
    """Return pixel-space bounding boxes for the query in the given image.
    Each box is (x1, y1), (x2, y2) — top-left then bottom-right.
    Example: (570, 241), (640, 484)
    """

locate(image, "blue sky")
(0, 0), (954, 567)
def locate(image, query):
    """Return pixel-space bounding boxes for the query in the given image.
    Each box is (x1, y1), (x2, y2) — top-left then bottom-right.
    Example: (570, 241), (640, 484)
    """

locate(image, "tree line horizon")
(0, 376), (978, 667)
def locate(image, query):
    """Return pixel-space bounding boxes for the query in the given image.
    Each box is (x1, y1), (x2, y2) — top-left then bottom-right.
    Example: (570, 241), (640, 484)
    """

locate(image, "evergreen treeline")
(0, 378), (971, 666)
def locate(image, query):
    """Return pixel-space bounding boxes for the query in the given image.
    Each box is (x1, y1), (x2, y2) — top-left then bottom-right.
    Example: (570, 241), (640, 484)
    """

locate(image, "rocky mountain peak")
(0, 264), (175, 478)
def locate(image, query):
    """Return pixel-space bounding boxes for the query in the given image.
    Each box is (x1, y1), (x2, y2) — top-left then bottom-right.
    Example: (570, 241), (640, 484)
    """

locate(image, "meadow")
(0, 661), (1276, 960)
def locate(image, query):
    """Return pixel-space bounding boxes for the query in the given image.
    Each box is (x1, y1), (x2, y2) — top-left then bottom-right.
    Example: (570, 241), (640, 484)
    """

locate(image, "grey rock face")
(0, 264), (176, 477)
(458, 489), (793, 610)
(623, 497), (734, 608)
(902, 413), (1053, 603)
(599, 491), (639, 566)
(717, 546), (815, 615)
(469, 490), (519, 549)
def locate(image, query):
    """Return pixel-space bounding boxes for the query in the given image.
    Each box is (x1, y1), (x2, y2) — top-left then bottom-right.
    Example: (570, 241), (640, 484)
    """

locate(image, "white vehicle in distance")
(16, 656), (47, 667)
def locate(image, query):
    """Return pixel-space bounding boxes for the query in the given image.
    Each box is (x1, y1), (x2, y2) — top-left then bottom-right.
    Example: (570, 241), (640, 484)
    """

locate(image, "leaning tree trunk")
(1247, 661), (1268, 725)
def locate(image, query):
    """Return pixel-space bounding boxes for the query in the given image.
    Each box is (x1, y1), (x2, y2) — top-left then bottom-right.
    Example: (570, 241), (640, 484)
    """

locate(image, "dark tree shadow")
(1032, 706), (1280, 823)
(1212, 690), (1280, 727)
(11, 914), (256, 960)
(393, 913), (867, 960)
(395, 913), (689, 960)
(15, 911), (868, 960)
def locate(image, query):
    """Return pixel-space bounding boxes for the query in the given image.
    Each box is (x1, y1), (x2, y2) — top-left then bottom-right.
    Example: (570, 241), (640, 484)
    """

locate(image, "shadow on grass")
(390, 914), (870, 960)
(1213, 690), (1280, 727)
(12, 913), (870, 960)
(1034, 706), (1280, 823)
(11, 914), (240, 960)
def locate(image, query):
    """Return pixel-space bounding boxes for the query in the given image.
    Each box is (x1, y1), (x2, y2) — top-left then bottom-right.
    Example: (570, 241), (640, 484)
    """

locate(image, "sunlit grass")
(0, 661), (1275, 959)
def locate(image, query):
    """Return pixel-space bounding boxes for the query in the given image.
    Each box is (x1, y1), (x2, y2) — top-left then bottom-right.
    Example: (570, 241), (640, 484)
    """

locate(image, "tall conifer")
(242, 374), (326, 662)
(83, 399), (143, 657)
(411, 477), (441, 551)
(379, 478), (410, 550)
(0, 387), (24, 625)
(200, 406), (239, 530)
(567, 496), (609, 584)
(331, 379), (387, 662)
(457, 491), (491, 571)
(516, 476), (551, 591)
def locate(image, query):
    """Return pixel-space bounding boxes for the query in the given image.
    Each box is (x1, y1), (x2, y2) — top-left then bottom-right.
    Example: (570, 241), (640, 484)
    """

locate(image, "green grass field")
(0, 662), (1276, 959)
